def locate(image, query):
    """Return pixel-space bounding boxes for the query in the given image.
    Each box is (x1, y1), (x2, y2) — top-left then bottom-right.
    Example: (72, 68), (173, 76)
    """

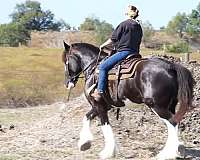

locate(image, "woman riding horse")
(62, 41), (194, 159)
(62, 5), (194, 160)
(91, 5), (143, 101)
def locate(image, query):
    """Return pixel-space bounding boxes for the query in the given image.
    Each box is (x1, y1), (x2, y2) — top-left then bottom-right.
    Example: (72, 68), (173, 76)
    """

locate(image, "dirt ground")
(0, 94), (200, 160)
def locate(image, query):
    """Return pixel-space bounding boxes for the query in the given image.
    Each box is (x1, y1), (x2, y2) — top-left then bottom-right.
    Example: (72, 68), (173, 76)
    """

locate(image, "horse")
(62, 42), (194, 160)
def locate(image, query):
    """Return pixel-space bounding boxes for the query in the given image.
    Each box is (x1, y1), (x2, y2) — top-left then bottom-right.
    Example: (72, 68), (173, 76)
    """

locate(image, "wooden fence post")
(184, 53), (190, 62)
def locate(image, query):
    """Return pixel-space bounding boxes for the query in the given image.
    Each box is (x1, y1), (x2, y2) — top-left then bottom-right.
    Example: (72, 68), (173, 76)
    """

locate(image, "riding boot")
(91, 89), (103, 101)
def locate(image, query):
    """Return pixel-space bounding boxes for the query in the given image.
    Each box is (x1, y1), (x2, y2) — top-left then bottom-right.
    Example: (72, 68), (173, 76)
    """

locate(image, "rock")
(9, 124), (15, 130)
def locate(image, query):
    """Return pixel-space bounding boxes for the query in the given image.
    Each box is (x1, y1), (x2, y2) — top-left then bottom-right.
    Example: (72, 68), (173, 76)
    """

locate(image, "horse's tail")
(173, 63), (195, 123)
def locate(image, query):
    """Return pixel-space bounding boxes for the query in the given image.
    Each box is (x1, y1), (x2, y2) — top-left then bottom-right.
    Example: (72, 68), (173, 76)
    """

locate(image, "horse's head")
(62, 41), (82, 89)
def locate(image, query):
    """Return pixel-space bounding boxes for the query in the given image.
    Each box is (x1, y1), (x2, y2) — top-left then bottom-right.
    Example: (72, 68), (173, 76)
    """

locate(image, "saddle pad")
(107, 58), (148, 80)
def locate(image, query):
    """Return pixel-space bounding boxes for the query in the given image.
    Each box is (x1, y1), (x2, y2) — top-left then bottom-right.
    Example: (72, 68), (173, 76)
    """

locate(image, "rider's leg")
(92, 50), (132, 100)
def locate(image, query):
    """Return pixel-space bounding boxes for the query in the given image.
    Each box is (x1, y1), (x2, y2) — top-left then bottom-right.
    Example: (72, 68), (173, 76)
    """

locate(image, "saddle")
(93, 54), (147, 108)
(96, 54), (147, 80)
(93, 51), (148, 109)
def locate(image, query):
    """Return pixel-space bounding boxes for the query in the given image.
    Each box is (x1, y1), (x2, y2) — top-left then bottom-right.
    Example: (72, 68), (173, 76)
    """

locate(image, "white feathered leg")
(78, 116), (93, 151)
(99, 123), (116, 159)
(157, 118), (180, 160)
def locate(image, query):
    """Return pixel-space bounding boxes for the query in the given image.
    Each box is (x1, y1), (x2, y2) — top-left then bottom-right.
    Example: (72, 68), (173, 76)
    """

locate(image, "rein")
(65, 55), (98, 81)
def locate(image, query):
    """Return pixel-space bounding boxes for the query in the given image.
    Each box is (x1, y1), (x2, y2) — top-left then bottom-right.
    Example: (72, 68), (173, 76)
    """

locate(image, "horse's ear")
(63, 41), (70, 52)
(62, 41), (70, 63)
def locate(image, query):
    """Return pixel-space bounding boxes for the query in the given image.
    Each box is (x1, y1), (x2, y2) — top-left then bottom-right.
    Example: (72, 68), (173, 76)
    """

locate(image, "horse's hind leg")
(96, 104), (116, 159)
(78, 107), (97, 151)
(150, 106), (181, 160)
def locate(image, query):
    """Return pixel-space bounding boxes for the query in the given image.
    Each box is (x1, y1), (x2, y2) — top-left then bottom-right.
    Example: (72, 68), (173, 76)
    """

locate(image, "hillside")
(31, 31), (98, 48)
(30, 31), (200, 52)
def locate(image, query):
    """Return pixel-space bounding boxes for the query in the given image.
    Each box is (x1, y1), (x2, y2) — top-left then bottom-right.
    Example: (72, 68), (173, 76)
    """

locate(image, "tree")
(80, 16), (113, 44)
(96, 21), (113, 44)
(141, 21), (155, 43)
(166, 12), (188, 38)
(0, 23), (30, 46)
(0, 0), (70, 46)
(186, 2), (200, 37)
(10, 0), (68, 31)
(79, 16), (100, 31)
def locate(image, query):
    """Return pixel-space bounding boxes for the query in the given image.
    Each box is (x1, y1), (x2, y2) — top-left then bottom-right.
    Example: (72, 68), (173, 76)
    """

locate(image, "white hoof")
(78, 140), (92, 151)
(99, 148), (115, 159)
(78, 132), (93, 151)
(78, 116), (93, 151)
(156, 150), (179, 160)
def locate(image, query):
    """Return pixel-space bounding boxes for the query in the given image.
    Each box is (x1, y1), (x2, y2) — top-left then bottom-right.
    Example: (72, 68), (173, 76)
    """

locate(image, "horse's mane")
(72, 43), (100, 54)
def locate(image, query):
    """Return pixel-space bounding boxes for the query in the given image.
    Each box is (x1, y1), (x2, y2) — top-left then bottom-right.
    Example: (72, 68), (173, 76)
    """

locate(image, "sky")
(0, 0), (199, 29)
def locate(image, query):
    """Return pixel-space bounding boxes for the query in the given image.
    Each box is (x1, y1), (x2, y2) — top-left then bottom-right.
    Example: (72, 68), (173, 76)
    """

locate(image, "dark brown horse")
(62, 42), (194, 159)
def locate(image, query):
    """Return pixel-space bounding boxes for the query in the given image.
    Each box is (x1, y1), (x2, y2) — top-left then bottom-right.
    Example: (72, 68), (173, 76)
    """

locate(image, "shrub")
(165, 41), (191, 53)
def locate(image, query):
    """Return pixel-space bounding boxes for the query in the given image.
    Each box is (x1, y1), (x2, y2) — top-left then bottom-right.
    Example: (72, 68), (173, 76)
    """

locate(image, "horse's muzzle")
(66, 82), (75, 90)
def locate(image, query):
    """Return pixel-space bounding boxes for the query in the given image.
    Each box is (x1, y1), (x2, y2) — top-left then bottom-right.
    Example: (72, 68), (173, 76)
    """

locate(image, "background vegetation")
(0, 0), (200, 108)
(0, 0), (69, 47)
(0, 47), (199, 108)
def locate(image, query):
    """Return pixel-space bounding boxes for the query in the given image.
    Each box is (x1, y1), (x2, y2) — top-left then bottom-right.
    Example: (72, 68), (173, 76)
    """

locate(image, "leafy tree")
(166, 12), (188, 38)
(141, 21), (155, 43)
(0, 23), (30, 46)
(0, 0), (71, 46)
(96, 21), (113, 44)
(186, 2), (200, 37)
(80, 16), (113, 44)
(79, 17), (100, 31)
(10, 0), (69, 31)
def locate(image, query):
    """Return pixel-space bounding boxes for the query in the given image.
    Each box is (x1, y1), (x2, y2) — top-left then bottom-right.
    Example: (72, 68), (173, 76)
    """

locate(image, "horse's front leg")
(78, 107), (97, 151)
(151, 107), (183, 160)
(96, 104), (116, 159)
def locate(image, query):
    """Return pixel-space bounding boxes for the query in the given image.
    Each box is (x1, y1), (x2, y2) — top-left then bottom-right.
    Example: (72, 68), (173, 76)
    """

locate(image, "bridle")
(64, 51), (100, 83)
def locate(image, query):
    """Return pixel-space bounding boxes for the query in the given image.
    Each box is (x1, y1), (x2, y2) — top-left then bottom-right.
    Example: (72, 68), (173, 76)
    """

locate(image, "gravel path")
(0, 94), (200, 160)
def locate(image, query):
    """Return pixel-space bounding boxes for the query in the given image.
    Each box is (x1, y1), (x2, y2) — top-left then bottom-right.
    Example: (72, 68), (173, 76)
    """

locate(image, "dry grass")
(141, 47), (200, 62)
(0, 47), (84, 108)
(0, 46), (199, 108)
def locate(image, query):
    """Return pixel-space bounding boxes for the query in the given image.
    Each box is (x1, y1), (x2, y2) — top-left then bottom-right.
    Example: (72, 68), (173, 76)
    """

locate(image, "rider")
(91, 5), (143, 101)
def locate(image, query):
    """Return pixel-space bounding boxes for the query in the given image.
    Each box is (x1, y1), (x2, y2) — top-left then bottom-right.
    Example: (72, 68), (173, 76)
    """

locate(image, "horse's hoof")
(156, 151), (180, 160)
(79, 141), (92, 151)
(99, 148), (116, 159)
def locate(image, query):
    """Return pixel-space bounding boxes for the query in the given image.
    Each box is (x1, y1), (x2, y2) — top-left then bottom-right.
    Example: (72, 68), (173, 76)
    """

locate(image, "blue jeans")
(97, 50), (133, 93)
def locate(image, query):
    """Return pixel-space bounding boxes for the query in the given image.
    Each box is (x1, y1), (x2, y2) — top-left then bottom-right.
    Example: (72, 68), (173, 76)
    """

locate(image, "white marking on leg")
(157, 118), (179, 160)
(99, 123), (116, 159)
(78, 116), (93, 149)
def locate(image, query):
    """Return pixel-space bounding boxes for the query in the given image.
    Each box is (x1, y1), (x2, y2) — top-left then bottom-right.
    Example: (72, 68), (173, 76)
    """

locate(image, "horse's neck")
(77, 52), (97, 78)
